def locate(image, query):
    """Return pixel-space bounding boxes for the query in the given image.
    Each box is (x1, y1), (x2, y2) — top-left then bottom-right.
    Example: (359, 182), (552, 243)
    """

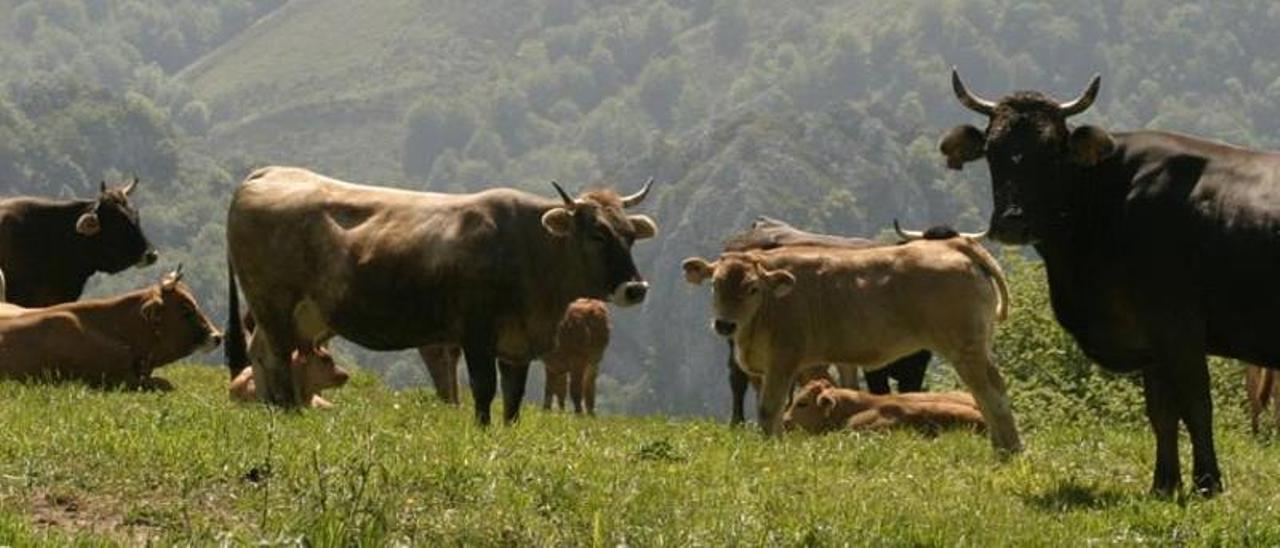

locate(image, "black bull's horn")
(951, 67), (1101, 118)
(893, 219), (988, 241)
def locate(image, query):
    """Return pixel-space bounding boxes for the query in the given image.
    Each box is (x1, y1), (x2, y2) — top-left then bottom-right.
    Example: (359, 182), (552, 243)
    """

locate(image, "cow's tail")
(954, 240), (1010, 322)
(225, 258), (251, 378)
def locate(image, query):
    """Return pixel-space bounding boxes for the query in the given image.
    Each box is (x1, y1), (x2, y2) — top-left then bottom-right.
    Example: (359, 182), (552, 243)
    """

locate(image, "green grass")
(2, 366), (1279, 546)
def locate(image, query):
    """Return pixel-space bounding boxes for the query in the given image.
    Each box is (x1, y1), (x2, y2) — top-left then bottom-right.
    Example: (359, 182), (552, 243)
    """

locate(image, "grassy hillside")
(1, 366), (1278, 545)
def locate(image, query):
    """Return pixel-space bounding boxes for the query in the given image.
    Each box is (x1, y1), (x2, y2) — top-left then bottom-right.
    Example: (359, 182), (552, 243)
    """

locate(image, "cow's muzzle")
(612, 281), (649, 307)
(200, 330), (223, 353)
(137, 249), (159, 268)
(713, 319), (737, 337)
(990, 208), (1036, 245)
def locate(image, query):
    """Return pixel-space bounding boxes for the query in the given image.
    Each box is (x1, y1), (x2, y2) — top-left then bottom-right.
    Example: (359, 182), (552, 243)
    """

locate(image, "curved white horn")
(1059, 74), (1102, 117)
(952, 67), (996, 116)
(893, 219), (926, 241)
(621, 177), (654, 208)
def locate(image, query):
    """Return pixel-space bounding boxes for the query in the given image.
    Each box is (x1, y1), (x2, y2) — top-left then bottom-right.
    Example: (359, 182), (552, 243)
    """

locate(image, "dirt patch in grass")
(29, 490), (160, 544)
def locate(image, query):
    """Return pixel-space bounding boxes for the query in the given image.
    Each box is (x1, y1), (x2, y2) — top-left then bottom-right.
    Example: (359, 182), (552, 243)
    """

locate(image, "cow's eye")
(747, 286), (759, 295)
(795, 401), (808, 408)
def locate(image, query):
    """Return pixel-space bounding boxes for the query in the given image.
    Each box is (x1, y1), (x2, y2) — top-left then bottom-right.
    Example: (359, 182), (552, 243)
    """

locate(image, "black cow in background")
(942, 68), (1280, 495)
(717, 216), (951, 425)
(0, 179), (158, 306)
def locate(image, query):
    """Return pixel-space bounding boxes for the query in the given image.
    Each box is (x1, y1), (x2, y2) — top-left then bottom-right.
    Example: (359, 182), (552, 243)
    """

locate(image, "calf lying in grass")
(0, 267), (221, 388)
(228, 346), (349, 408)
(783, 380), (985, 435)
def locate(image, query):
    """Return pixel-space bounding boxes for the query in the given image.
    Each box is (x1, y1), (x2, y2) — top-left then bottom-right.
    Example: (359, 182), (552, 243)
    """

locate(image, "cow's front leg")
(757, 364), (793, 437)
(1142, 365), (1182, 496)
(499, 360), (530, 424)
(462, 330), (498, 426)
(1169, 355), (1222, 495)
(727, 341), (749, 426)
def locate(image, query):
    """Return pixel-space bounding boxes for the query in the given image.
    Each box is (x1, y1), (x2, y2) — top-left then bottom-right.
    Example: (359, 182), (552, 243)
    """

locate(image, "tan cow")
(542, 298), (610, 415)
(1245, 365), (1280, 434)
(0, 266), (221, 387)
(229, 346), (350, 408)
(682, 237), (1021, 453)
(783, 379), (985, 434)
(227, 166), (657, 425)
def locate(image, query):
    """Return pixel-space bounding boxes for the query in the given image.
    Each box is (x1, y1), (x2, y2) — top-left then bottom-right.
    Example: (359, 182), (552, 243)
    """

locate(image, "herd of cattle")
(0, 70), (1278, 496)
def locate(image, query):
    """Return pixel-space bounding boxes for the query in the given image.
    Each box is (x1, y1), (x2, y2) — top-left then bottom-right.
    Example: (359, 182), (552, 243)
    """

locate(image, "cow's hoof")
(1149, 478), (1181, 499)
(1193, 473), (1223, 497)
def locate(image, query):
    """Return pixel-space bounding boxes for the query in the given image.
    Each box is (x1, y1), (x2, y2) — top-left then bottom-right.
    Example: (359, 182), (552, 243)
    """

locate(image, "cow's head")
(291, 346), (349, 400)
(941, 69), (1115, 245)
(141, 265), (223, 360)
(682, 252), (794, 337)
(77, 179), (158, 272)
(782, 379), (841, 434)
(541, 179), (658, 307)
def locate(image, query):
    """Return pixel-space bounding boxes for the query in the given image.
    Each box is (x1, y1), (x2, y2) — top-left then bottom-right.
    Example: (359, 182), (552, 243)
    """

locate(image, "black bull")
(226, 167), (657, 424)
(718, 216), (933, 424)
(0, 180), (157, 306)
(943, 69), (1280, 495)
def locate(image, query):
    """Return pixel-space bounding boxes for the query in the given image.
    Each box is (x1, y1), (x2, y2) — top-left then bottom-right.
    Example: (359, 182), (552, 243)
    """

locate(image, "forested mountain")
(1, 0), (1278, 415)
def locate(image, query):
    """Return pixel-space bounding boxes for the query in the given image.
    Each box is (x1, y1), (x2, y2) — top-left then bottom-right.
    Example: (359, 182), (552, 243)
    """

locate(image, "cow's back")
(227, 166), (548, 351)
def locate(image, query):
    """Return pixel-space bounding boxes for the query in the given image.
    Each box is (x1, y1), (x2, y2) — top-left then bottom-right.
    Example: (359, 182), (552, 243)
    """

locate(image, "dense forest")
(1, 0), (1277, 416)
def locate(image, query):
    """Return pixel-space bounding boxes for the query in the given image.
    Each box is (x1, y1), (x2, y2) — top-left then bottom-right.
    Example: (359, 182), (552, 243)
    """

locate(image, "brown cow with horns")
(226, 166), (657, 424)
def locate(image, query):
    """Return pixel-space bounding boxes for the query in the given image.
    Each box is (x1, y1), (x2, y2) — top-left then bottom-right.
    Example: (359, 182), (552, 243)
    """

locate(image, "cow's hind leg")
(462, 330), (498, 426)
(246, 311), (303, 407)
(584, 362), (598, 416)
(949, 348), (1021, 454)
(727, 341), (749, 426)
(419, 345), (460, 405)
(569, 363), (585, 414)
(499, 360), (530, 424)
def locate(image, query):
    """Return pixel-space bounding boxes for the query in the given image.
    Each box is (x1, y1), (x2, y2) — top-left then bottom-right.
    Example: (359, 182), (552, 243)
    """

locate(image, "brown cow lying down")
(542, 298), (611, 415)
(1245, 365), (1280, 434)
(783, 380), (985, 434)
(683, 236), (1021, 453)
(0, 266), (221, 387)
(229, 346), (349, 408)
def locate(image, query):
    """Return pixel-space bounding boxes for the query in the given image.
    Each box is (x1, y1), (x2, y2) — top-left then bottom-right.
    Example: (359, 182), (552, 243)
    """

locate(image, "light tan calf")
(542, 299), (610, 415)
(682, 239), (1020, 453)
(783, 380), (984, 434)
(230, 346), (349, 408)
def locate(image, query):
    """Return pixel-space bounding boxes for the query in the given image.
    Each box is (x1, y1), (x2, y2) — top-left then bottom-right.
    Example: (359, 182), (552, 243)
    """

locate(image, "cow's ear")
(1067, 125), (1116, 166)
(763, 268), (795, 297)
(681, 257), (714, 285)
(939, 125), (985, 170)
(541, 207), (574, 237)
(76, 203), (101, 236)
(629, 214), (658, 240)
(817, 392), (836, 417)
